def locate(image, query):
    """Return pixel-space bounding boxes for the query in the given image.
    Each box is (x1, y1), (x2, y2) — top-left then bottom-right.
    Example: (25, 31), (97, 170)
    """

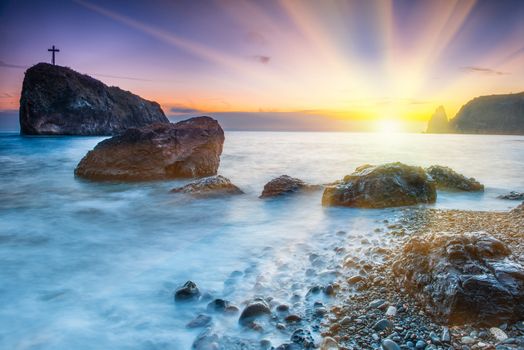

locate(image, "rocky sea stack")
(75, 116), (224, 181)
(19, 63), (168, 135)
(425, 106), (451, 133)
(322, 163), (436, 208)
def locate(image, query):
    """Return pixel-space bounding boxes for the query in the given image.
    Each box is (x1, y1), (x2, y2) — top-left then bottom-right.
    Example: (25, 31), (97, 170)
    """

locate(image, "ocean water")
(0, 132), (523, 349)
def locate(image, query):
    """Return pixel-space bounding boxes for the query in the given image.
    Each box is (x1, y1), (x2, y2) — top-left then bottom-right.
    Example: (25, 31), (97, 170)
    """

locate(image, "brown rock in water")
(75, 116), (224, 181)
(19, 63), (168, 135)
(426, 165), (484, 192)
(170, 175), (243, 197)
(392, 232), (524, 326)
(260, 175), (321, 198)
(322, 162), (436, 208)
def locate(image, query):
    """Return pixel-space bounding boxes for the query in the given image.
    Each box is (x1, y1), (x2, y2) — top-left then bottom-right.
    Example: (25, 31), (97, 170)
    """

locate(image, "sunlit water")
(0, 132), (523, 349)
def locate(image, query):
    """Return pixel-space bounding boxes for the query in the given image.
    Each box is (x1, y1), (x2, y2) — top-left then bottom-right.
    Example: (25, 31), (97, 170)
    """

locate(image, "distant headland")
(426, 92), (524, 135)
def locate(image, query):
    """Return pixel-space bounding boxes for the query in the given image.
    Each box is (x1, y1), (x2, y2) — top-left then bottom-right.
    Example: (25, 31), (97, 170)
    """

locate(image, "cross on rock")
(48, 45), (60, 65)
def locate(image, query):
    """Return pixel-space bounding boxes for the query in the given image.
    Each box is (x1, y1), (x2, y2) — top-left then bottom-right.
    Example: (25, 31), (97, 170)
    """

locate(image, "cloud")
(250, 55), (271, 64)
(460, 66), (509, 75)
(0, 61), (27, 69)
(0, 93), (13, 98)
(170, 105), (202, 114)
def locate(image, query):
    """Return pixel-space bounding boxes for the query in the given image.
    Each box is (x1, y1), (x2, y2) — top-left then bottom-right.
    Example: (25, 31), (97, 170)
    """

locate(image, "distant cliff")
(425, 106), (451, 133)
(450, 92), (524, 135)
(19, 63), (168, 135)
(426, 92), (524, 135)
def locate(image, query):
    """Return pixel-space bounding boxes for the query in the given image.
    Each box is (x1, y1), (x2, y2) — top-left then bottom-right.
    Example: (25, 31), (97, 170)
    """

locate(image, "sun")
(375, 119), (403, 134)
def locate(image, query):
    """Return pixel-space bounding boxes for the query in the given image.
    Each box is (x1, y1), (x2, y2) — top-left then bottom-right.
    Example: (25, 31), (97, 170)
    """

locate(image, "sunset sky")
(1, 0), (523, 131)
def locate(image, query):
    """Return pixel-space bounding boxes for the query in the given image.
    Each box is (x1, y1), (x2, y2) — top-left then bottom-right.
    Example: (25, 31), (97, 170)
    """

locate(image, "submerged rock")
(392, 232), (524, 326)
(75, 117), (224, 181)
(260, 175), (321, 198)
(238, 299), (271, 325)
(322, 163), (436, 208)
(174, 281), (200, 302)
(170, 176), (243, 197)
(19, 63), (168, 135)
(498, 191), (524, 200)
(426, 165), (484, 191)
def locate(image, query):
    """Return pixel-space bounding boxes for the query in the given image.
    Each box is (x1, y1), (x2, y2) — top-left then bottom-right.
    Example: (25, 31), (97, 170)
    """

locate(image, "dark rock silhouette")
(19, 63), (168, 135)
(425, 106), (451, 133)
(451, 92), (524, 134)
(322, 163), (436, 208)
(392, 232), (524, 326)
(426, 165), (484, 192)
(170, 175), (243, 197)
(75, 116), (224, 181)
(260, 175), (321, 198)
(425, 92), (524, 135)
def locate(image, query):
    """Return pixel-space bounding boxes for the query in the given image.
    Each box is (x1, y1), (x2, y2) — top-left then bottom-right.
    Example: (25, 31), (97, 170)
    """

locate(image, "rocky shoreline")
(322, 204), (524, 350)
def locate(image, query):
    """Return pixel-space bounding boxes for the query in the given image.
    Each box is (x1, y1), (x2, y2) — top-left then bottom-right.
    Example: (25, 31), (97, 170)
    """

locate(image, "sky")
(0, 0), (523, 132)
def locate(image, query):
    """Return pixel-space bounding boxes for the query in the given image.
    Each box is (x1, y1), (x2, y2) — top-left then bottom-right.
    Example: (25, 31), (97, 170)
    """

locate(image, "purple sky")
(1, 0), (523, 131)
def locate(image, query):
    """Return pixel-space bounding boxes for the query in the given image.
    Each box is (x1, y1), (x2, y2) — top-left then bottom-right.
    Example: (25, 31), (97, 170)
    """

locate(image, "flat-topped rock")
(170, 175), (243, 197)
(19, 63), (168, 135)
(322, 162), (436, 208)
(75, 116), (224, 181)
(426, 165), (484, 191)
(260, 175), (321, 198)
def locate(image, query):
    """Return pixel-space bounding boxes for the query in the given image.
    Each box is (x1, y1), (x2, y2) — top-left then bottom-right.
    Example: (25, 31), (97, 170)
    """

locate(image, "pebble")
(369, 299), (386, 309)
(186, 314), (211, 328)
(490, 327), (508, 342)
(373, 319), (393, 332)
(385, 306), (397, 316)
(441, 327), (451, 342)
(461, 336), (476, 344)
(381, 339), (401, 350)
(415, 340), (426, 349)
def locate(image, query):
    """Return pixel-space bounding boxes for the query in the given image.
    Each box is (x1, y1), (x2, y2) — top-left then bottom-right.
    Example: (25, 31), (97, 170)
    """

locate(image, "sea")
(0, 131), (523, 349)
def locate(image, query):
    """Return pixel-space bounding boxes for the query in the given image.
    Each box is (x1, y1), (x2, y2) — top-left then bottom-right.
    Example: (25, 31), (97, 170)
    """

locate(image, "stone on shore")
(238, 299), (271, 325)
(322, 162), (436, 208)
(174, 281), (200, 302)
(498, 191), (524, 200)
(170, 175), (243, 197)
(19, 63), (168, 135)
(260, 175), (321, 198)
(426, 165), (484, 191)
(392, 232), (524, 326)
(75, 116), (224, 181)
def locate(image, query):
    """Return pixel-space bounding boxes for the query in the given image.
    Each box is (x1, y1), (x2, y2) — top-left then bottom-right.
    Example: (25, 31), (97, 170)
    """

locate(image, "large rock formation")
(450, 92), (524, 134)
(75, 116), (224, 181)
(259, 175), (321, 198)
(322, 163), (436, 208)
(392, 232), (524, 326)
(425, 106), (451, 133)
(19, 63), (168, 135)
(170, 175), (243, 197)
(426, 165), (484, 192)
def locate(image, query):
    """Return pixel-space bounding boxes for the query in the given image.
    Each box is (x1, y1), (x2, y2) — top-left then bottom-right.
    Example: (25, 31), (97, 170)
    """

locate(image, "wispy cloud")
(460, 66), (509, 75)
(0, 93), (13, 98)
(0, 61), (27, 69)
(250, 55), (271, 64)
